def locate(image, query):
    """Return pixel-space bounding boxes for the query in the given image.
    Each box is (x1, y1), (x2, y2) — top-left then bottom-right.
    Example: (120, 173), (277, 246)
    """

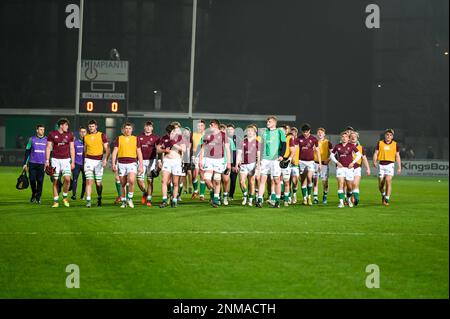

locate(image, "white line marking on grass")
(0, 231), (447, 237)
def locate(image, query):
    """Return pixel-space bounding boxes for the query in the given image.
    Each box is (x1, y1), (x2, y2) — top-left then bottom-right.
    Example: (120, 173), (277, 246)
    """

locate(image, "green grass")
(0, 166), (448, 298)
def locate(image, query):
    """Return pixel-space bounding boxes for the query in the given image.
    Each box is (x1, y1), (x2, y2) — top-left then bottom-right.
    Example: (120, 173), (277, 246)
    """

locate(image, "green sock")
(270, 193), (276, 201)
(193, 180), (199, 192)
(347, 192), (352, 200)
(115, 182), (121, 197)
(200, 182), (206, 196)
(178, 184), (183, 197)
(307, 185), (313, 196)
(275, 195), (281, 204)
(301, 187), (307, 198)
(210, 189), (214, 199)
(242, 189), (248, 198)
(168, 184), (173, 196)
(284, 193), (289, 202)
(162, 196), (167, 203)
(354, 192), (360, 201)
(338, 192), (345, 200)
(249, 195), (254, 200)
(126, 185), (129, 199)
(293, 187), (298, 194)
(281, 184), (285, 193)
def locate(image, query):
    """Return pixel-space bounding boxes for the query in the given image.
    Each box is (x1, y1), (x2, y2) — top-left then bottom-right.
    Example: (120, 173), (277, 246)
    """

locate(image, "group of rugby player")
(23, 116), (401, 209)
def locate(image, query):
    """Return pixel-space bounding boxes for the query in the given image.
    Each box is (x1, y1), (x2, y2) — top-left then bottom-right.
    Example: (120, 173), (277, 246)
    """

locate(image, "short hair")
(301, 123), (311, 132)
(317, 127), (326, 133)
(226, 123), (235, 129)
(165, 124), (175, 134)
(122, 122), (133, 129)
(145, 121), (154, 127)
(281, 124), (290, 130)
(171, 121), (181, 128)
(345, 126), (355, 131)
(36, 124), (45, 130)
(266, 116), (278, 122)
(350, 131), (359, 138)
(219, 124), (227, 130)
(385, 128), (395, 135)
(88, 120), (97, 126)
(340, 131), (349, 136)
(57, 118), (69, 127)
(291, 127), (298, 134)
(246, 125), (256, 132)
(79, 126), (86, 131)
(198, 120), (205, 125)
(210, 119), (220, 126)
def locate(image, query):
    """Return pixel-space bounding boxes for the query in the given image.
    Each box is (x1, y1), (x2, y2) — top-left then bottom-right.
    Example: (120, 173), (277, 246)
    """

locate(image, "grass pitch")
(0, 166), (448, 298)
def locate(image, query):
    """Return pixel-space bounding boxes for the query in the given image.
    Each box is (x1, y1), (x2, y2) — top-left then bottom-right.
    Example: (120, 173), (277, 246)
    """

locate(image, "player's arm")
(111, 146), (118, 172)
(314, 143), (322, 171)
(330, 149), (342, 168)
(103, 142), (110, 166)
(396, 151), (401, 175)
(372, 149), (379, 168)
(70, 141), (75, 170)
(22, 137), (32, 170)
(45, 140), (52, 169)
(236, 147), (243, 168)
(324, 141), (332, 165)
(349, 150), (361, 169)
(225, 139), (231, 168)
(362, 155), (371, 175)
(278, 131), (286, 161)
(137, 147), (144, 175)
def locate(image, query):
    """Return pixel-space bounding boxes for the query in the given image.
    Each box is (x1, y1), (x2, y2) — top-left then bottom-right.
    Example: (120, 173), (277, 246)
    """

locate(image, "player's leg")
(137, 162), (148, 204)
(229, 168), (238, 200)
(352, 174), (361, 206)
(337, 176), (346, 208)
(171, 175), (180, 207)
(28, 163), (37, 202)
(93, 161), (104, 206)
(221, 172), (230, 205)
(35, 164), (45, 204)
(119, 171), (128, 208)
(212, 171), (222, 207)
(114, 169), (122, 204)
(80, 166), (86, 200)
(84, 159), (94, 207)
(384, 175), (393, 205)
(239, 170), (249, 205)
(306, 165), (314, 206)
(159, 170), (171, 208)
(312, 163), (319, 204)
(71, 164), (80, 200)
(191, 161), (200, 198)
(248, 174), (256, 206)
(126, 170), (137, 208)
(282, 169), (291, 207)
(322, 165), (329, 204)
(61, 162), (72, 207)
(345, 169), (355, 208)
(291, 166), (299, 204)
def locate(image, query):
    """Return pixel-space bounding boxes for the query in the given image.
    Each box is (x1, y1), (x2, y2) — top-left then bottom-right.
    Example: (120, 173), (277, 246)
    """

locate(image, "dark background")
(0, 0), (448, 149)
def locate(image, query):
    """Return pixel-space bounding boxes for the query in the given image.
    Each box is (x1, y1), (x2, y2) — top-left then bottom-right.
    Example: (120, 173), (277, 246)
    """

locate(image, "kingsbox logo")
(402, 162), (449, 173)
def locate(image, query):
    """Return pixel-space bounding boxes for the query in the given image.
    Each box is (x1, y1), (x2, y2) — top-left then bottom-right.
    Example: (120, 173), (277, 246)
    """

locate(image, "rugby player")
(330, 131), (362, 208)
(236, 125), (260, 206)
(83, 120), (109, 208)
(23, 124), (47, 204)
(71, 126), (87, 201)
(372, 129), (401, 206)
(312, 127), (332, 204)
(111, 122), (144, 208)
(191, 120), (206, 200)
(45, 118), (75, 208)
(289, 127), (300, 204)
(256, 116), (286, 208)
(199, 120), (231, 208)
(295, 124), (321, 206)
(158, 124), (186, 208)
(137, 121), (160, 206)
(349, 131), (371, 206)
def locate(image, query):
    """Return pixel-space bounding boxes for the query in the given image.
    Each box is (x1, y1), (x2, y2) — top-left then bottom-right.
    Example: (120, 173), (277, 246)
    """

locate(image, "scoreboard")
(78, 60), (128, 115)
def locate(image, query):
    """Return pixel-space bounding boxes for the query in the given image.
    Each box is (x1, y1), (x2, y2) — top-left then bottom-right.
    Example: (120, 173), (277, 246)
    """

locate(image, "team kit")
(22, 117), (402, 209)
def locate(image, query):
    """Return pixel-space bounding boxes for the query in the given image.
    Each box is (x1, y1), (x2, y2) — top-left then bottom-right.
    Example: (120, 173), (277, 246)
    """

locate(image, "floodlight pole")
(75, 0), (84, 128)
(188, 0), (198, 119)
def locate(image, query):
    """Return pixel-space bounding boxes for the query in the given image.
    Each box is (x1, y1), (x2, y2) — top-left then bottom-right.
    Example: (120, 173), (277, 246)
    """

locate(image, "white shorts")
(291, 165), (300, 177)
(299, 160), (315, 174)
(354, 167), (362, 177)
(336, 167), (355, 181)
(313, 163), (329, 181)
(281, 165), (292, 179)
(260, 159), (281, 177)
(378, 163), (395, 177)
(240, 162), (256, 176)
(138, 159), (158, 180)
(51, 158), (72, 178)
(203, 157), (226, 174)
(118, 162), (137, 177)
(84, 158), (104, 181)
(162, 158), (183, 176)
